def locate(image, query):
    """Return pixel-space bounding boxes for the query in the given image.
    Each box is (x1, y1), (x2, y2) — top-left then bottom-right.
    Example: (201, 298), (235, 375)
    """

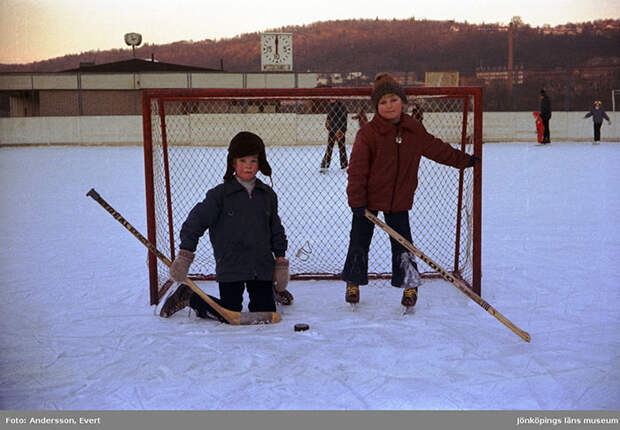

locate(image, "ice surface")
(0, 143), (619, 410)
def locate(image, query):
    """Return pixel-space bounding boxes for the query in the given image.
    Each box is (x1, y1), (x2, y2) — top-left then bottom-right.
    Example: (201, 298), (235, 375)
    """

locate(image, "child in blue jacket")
(160, 132), (292, 320)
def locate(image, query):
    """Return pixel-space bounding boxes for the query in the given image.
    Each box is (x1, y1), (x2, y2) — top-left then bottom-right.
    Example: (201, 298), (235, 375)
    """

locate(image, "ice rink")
(0, 142), (618, 410)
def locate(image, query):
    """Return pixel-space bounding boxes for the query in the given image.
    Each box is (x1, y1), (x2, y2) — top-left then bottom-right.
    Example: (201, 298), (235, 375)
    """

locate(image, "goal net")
(142, 87), (483, 305)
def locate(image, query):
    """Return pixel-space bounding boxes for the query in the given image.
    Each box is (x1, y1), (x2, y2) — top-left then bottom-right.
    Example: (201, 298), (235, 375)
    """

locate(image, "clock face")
(124, 32), (142, 46)
(261, 33), (293, 71)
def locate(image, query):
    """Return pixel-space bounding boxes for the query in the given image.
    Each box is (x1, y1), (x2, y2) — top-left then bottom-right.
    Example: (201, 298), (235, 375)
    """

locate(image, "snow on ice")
(0, 142), (618, 410)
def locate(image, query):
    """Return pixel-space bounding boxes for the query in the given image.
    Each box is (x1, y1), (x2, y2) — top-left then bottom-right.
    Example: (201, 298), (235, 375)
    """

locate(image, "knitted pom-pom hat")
(371, 73), (407, 110)
(223, 131), (272, 181)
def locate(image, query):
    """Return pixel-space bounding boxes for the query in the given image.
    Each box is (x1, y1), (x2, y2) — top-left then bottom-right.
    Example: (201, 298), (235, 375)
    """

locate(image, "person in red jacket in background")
(533, 111), (544, 144)
(342, 73), (480, 310)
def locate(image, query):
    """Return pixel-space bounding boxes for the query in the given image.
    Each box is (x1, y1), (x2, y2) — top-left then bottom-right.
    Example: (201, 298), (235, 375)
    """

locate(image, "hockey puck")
(294, 323), (310, 332)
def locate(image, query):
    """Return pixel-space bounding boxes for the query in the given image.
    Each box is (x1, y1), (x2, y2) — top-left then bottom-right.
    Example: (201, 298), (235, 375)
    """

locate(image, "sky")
(1, 0), (620, 64)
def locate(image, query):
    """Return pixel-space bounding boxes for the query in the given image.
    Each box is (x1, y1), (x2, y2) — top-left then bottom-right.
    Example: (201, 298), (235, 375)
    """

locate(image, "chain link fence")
(143, 88), (482, 304)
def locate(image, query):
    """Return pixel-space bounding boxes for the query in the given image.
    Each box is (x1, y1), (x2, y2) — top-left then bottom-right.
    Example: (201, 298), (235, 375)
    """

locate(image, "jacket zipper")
(389, 128), (402, 212)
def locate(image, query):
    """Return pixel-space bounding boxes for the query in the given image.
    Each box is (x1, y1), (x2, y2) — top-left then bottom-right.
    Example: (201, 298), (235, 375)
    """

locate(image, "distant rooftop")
(63, 58), (221, 73)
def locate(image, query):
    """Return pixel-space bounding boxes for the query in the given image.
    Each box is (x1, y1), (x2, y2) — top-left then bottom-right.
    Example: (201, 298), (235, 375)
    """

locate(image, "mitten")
(351, 206), (367, 218)
(467, 155), (481, 168)
(169, 249), (194, 283)
(273, 258), (290, 292)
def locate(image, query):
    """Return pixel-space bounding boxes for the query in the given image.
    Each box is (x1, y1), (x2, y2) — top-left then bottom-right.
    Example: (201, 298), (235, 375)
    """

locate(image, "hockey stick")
(86, 188), (281, 325)
(365, 210), (531, 342)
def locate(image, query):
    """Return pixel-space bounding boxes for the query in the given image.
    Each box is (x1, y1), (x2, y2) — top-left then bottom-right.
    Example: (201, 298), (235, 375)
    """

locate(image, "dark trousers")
(189, 280), (275, 317)
(541, 115), (551, 142)
(594, 122), (602, 141)
(342, 210), (413, 287)
(321, 131), (348, 169)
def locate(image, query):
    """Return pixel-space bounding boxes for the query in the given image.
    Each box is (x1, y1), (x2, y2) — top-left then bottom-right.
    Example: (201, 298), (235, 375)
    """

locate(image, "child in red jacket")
(533, 111), (544, 144)
(342, 73), (479, 309)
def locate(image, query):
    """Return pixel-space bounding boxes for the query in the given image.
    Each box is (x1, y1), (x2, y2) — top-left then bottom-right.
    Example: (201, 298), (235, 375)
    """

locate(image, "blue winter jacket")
(179, 177), (287, 282)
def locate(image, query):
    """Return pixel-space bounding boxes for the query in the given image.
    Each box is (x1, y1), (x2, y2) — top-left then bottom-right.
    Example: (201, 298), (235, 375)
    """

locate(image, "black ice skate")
(159, 283), (192, 317)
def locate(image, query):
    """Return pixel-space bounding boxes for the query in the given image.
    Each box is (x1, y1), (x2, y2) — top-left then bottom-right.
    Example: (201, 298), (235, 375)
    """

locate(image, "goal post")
(142, 87), (483, 305)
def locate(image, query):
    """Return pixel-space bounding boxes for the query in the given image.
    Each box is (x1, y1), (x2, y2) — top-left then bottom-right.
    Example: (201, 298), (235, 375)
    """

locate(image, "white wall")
(0, 72), (319, 91)
(0, 116), (143, 145)
(484, 111), (619, 142)
(1, 112), (618, 146)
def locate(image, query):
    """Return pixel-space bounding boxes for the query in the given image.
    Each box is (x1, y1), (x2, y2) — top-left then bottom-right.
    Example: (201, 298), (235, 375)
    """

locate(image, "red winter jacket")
(347, 113), (471, 212)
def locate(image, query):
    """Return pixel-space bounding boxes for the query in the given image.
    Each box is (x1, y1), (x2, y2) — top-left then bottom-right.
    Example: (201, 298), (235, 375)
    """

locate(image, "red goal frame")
(142, 87), (483, 305)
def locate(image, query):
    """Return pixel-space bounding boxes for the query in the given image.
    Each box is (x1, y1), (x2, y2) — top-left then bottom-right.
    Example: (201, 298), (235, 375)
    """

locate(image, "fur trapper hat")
(223, 131), (272, 180)
(371, 73), (407, 110)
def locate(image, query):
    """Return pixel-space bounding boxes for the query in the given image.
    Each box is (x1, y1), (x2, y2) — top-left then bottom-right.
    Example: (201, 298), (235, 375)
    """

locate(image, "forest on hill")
(2, 17), (619, 110)
(2, 18), (619, 75)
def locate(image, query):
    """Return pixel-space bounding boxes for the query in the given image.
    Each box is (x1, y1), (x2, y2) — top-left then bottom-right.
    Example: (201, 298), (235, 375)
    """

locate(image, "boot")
(401, 287), (418, 308)
(274, 289), (294, 305)
(159, 284), (192, 317)
(345, 283), (359, 304)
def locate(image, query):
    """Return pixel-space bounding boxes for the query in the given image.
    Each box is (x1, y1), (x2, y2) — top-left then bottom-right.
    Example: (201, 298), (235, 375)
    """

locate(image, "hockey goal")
(142, 87), (483, 305)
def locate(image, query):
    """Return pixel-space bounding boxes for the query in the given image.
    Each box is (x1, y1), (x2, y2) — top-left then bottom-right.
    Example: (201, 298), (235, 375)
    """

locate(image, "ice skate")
(401, 287), (418, 314)
(345, 283), (359, 309)
(274, 289), (294, 305)
(159, 283), (192, 318)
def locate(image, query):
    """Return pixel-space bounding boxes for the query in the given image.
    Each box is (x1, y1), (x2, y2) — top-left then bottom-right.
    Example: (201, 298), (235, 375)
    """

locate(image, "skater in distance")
(342, 73), (480, 310)
(584, 100), (611, 144)
(160, 131), (293, 320)
(320, 98), (349, 173)
(539, 89), (552, 144)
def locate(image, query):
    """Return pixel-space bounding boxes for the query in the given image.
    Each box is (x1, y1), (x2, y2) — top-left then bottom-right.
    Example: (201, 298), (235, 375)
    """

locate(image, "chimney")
(507, 23), (514, 94)
(508, 23), (514, 72)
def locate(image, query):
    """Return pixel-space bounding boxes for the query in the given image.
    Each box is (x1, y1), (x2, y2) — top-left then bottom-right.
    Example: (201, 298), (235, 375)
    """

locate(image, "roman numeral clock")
(261, 33), (293, 71)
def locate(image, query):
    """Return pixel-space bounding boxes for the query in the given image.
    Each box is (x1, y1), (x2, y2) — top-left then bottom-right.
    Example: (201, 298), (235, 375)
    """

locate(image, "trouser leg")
(594, 123), (602, 141)
(542, 117), (550, 142)
(384, 211), (419, 287)
(337, 135), (348, 168)
(321, 132), (337, 168)
(188, 288), (236, 323)
(342, 210), (376, 285)
(216, 281), (245, 312)
(246, 280), (276, 312)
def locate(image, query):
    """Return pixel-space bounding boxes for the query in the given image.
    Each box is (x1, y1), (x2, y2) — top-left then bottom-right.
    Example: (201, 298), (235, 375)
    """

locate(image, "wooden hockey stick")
(86, 188), (281, 325)
(365, 210), (530, 342)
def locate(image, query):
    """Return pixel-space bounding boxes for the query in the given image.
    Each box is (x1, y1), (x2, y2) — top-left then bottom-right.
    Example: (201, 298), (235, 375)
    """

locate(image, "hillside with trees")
(2, 17), (619, 110)
(2, 18), (619, 74)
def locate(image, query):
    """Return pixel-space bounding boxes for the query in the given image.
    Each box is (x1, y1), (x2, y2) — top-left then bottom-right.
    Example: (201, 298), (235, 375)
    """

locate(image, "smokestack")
(220, 59), (224, 71)
(507, 23), (514, 94)
(508, 23), (514, 72)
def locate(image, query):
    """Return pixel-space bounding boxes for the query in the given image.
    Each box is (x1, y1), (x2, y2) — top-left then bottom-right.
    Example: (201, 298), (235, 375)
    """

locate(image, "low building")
(0, 58), (319, 117)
